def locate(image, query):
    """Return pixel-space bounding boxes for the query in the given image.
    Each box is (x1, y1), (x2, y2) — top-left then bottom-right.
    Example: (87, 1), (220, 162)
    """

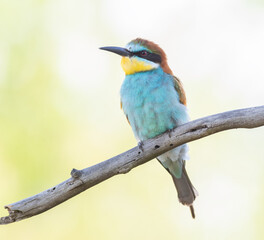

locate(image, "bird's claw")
(138, 141), (144, 152)
(167, 129), (173, 138)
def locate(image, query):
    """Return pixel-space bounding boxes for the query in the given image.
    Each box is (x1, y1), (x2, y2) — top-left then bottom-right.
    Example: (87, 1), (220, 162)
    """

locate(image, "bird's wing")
(120, 101), (131, 125)
(173, 76), (187, 106)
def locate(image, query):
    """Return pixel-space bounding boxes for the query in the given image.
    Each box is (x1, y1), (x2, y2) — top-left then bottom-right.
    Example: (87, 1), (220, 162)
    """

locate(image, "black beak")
(99, 46), (131, 57)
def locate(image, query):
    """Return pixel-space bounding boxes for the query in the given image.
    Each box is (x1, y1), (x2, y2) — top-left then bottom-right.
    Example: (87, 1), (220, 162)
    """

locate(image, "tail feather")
(157, 157), (198, 218)
(172, 165), (198, 219)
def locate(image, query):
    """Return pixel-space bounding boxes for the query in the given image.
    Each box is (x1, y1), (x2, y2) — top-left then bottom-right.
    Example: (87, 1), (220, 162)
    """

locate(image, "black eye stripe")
(132, 51), (161, 63)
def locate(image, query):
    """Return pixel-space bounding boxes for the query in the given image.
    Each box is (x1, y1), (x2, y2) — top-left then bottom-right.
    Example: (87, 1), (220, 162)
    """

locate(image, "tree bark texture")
(0, 106), (264, 225)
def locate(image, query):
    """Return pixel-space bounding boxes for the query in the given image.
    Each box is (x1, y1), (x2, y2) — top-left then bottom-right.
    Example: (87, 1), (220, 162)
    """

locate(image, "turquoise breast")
(120, 67), (189, 141)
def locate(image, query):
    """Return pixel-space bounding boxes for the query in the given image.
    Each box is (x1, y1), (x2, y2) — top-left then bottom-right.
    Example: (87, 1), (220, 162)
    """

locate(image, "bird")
(100, 38), (198, 218)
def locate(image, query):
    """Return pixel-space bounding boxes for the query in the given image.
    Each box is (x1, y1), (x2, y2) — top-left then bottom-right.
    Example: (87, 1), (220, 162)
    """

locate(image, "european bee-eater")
(100, 38), (197, 218)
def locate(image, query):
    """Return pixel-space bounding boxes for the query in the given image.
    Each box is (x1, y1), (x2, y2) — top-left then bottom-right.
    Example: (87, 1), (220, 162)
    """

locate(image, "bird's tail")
(172, 165), (198, 218)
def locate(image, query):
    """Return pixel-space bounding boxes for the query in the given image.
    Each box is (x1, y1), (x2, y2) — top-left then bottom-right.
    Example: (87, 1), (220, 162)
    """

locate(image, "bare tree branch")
(1, 106), (264, 225)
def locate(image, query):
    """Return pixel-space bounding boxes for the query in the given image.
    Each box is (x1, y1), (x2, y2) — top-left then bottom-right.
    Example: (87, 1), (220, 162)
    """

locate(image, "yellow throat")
(121, 57), (158, 75)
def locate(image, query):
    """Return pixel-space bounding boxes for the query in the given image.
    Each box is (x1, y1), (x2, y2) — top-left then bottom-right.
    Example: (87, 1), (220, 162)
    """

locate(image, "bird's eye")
(140, 50), (148, 56)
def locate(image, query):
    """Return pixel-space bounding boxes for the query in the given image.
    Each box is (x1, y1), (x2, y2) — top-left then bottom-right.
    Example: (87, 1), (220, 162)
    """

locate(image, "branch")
(1, 106), (264, 225)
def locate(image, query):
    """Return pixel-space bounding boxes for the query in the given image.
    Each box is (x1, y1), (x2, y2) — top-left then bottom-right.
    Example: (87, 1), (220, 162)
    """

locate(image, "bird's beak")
(99, 46), (131, 57)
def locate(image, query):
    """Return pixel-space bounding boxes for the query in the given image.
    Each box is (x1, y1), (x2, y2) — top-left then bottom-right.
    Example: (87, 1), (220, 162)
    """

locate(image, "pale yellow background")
(0, 0), (264, 239)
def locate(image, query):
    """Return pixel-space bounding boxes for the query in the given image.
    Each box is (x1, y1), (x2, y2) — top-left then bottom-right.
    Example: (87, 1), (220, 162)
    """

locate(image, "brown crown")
(129, 38), (173, 75)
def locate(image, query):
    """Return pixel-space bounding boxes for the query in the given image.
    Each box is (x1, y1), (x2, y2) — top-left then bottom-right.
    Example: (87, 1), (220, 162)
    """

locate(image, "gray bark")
(1, 105), (264, 225)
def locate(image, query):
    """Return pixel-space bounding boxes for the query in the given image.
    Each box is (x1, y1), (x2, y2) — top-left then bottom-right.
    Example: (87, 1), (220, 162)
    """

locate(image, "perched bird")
(100, 38), (197, 218)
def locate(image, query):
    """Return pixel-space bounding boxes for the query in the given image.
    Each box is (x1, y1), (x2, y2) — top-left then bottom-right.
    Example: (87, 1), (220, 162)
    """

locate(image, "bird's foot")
(167, 129), (174, 138)
(138, 141), (144, 152)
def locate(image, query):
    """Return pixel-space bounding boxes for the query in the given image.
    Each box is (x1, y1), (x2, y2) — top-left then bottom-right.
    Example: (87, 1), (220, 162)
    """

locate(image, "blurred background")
(0, 0), (264, 239)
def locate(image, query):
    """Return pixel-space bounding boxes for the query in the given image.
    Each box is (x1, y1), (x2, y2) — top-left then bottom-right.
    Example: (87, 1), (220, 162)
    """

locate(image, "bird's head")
(100, 38), (173, 75)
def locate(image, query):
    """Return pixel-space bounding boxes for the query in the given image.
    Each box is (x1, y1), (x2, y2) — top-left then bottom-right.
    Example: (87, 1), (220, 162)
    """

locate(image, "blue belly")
(120, 67), (189, 141)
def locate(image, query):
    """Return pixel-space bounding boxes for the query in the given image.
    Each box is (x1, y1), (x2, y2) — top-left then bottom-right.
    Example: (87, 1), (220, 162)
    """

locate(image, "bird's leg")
(138, 141), (144, 152)
(167, 128), (174, 138)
